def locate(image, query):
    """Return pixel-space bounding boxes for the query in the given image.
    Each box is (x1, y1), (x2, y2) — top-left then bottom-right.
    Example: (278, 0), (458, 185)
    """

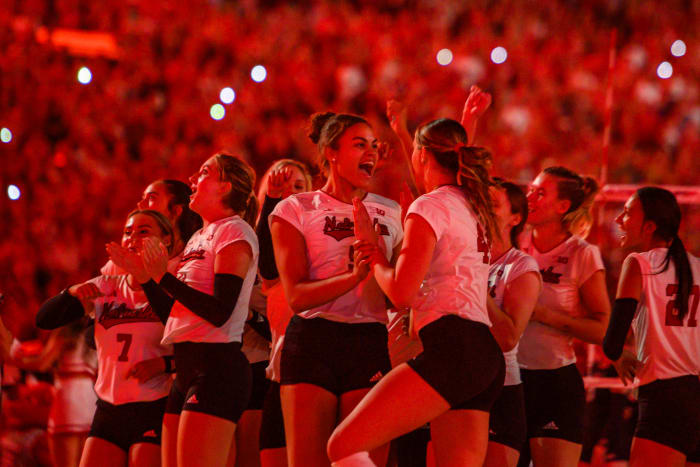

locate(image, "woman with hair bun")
(517, 166), (611, 467)
(112, 153), (260, 467)
(256, 158), (313, 467)
(270, 112), (403, 466)
(328, 118), (504, 466)
(603, 187), (699, 467)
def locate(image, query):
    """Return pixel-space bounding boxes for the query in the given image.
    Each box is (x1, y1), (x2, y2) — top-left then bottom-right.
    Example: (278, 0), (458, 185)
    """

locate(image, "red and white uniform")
(518, 234), (604, 369)
(406, 186), (491, 331)
(162, 216), (259, 344)
(48, 332), (98, 434)
(627, 248), (700, 386)
(88, 275), (173, 405)
(488, 248), (541, 386)
(270, 191), (402, 324)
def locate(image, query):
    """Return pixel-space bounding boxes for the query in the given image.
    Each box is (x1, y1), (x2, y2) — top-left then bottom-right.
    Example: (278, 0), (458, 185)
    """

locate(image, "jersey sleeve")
(85, 275), (118, 297)
(575, 243), (605, 286)
(406, 194), (448, 241)
(269, 196), (303, 234)
(212, 221), (257, 257)
(509, 253), (542, 286)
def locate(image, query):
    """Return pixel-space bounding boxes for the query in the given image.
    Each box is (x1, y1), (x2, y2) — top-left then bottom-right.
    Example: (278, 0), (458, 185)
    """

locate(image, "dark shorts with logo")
(635, 375), (700, 456)
(407, 315), (505, 411)
(280, 316), (391, 396)
(259, 381), (286, 450)
(89, 397), (168, 452)
(521, 364), (585, 444)
(489, 383), (527, 451)
(165, 341), (251, 423)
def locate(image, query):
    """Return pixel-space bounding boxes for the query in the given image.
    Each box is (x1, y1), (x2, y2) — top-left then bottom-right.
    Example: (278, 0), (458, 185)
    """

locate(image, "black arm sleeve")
(256, 195), (283, 281)
(247, 311), (272, 341)
(141, 280), (175, 324)
(159, 272), (244, 327)
(35, 290), (85, 330)
(602, 298), (638, 361)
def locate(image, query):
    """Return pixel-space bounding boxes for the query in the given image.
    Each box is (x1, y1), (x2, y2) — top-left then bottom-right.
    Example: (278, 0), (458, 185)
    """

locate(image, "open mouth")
(358, 160), (375, 176)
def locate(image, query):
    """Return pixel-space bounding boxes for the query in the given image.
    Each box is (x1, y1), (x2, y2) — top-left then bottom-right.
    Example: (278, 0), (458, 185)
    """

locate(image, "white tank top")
(406, 186), (491, 331)
(488, 248), (541, 385)
(270, 191), (403, 324)
(628, 248), (700, 386)
(162, 216), (259, 344)
(89, 275), (173, 404)
(518, 234), (604, 369)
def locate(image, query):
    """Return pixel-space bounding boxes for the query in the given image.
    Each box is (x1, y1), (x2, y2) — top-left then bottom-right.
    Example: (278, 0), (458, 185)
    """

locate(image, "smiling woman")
(35, 210), (177, 467)
(268, 112), (403, 466)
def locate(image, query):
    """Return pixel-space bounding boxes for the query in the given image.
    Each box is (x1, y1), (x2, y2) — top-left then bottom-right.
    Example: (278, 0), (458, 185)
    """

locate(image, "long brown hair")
(415, 118), (499, 244)
(543, 166), (598, 238)
(213, 153), (258, 227)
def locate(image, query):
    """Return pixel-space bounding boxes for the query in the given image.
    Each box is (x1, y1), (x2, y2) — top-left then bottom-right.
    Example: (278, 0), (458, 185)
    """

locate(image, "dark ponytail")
(161, 179), (203, 242)
(636, 187), (693, 320)
(493, 178), (528, 249)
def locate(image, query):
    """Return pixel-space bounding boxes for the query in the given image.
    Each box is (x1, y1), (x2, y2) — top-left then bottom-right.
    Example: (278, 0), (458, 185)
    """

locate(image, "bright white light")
(77, 67), (92, 84)
(0, 128), (12, 143)
(210, 104), (226, 120)
(251, 65), (267, 83)
(7, 185), (20, 200)
(219, 87), (236, 104)
(671, 40), (686, 57)
(436, 48), (453, 66)
(491, 46), (508, 64)
(657, 61), (673, 79)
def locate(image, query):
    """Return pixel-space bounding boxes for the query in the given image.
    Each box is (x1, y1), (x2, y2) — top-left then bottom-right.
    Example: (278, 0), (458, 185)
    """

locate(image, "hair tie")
(453, 143), (468, 153)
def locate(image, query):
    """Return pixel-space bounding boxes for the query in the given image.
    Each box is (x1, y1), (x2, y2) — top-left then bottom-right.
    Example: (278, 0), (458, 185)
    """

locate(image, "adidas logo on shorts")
(369, 371), (384, 383)
(542, 421), (559, 430)
(187, 394), (199, 405)
(142, 430), (157, 438)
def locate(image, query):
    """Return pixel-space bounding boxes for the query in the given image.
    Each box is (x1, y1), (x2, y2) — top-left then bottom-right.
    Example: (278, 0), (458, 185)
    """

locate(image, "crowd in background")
(0, 0), (699, 431)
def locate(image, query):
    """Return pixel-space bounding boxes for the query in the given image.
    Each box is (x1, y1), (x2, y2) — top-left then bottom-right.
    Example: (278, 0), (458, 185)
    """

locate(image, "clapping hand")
(106, 243), (149, 283)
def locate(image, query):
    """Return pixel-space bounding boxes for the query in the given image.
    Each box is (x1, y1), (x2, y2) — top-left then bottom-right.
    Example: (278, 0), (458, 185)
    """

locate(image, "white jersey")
(270, 191), (403, 324)
(489, 248), (541, 386)
(88, 275), (173, 405)
(518, 234), (604, 370)
(628, 248), (700, 386)
(162, 215), (259, 344)
(406, 186), (491, 331)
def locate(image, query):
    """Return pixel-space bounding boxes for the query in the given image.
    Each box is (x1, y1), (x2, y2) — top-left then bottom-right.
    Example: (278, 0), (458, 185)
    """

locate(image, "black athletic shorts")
(259, 381), (286, 450)
(89, 397), (168, 452)
(489, 383), (527, 452)
(246, 361), (270, 411)
(280, 316), (391, 396)
(165, 341), (252, 423)
(635, 375), (700, 456)
(406, 315), (505, 411)
(521, 364), (585, 444)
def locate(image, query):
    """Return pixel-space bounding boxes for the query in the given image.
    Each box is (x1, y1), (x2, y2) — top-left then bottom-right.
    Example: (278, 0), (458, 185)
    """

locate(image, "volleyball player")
(269, 112), (403, 466)
(256, 159), (312, 467)
(36, 210), (177, 467)
(328, 118), (503, 466)
(603, 187), (699, 467)
(101, 179), (202, 276)
(119, 153), (259, 467)
(484, 180), (542, 467)
(517, 167), (611, 467)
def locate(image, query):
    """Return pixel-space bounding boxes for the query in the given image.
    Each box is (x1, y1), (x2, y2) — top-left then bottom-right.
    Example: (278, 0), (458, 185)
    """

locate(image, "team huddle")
(35, 101), (699, 467)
